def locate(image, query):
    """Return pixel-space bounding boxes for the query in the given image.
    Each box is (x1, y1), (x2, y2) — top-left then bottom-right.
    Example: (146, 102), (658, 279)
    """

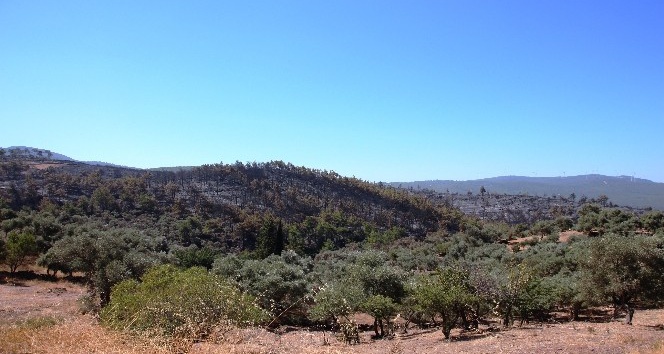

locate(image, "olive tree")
(39, 228), (167, 306)
(309, 250), (406, 338)
(407, 266), (478, 340)
(347, 251), (406, 337)
(4, 231), (37, 274)
(309, 281), (363, 325)
(579, 234), (664, 324)
(212, 250), (312, 324)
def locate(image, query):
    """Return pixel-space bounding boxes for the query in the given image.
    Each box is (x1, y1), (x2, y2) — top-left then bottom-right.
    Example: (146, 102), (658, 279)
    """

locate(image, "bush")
(100, 265), (267, 338)
(173, 245), (217, 269)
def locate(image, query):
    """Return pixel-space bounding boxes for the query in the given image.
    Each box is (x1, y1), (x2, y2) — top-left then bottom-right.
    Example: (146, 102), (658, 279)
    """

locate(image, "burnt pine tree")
(275, 220), (285, 256)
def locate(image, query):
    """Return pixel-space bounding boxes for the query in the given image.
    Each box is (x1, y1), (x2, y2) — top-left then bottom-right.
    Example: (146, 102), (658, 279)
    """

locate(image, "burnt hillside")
(417, 189), (652, 225)
(0, 153), (454, 253)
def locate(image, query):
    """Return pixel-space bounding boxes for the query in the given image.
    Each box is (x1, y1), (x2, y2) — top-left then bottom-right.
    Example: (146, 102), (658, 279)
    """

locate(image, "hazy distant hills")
(3, 146), (75, 161)
(392, 175), (664, 210)
(2, 146), (132, 169)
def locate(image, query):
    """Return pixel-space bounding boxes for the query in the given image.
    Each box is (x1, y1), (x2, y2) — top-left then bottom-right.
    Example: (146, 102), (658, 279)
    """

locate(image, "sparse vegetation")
(2, 152), (664, 353)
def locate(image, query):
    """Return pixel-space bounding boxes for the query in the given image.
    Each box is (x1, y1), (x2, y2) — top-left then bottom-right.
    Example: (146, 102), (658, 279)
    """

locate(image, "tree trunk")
(624, 304), (635, 325)
(443, 326), (452, 340)
(441, 313), (456, 341)
(502, 305), (512, 327)
(571, 303), (581, 321)
(459, 308), (469, 329)
(378, 319), (385, 337)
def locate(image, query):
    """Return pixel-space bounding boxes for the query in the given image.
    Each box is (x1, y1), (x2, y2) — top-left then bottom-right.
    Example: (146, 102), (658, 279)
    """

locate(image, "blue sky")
(1, 1), (663, 182)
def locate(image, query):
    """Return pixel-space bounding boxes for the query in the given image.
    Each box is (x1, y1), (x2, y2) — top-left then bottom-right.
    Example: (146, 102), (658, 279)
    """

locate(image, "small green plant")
(19, 316), (62, 329)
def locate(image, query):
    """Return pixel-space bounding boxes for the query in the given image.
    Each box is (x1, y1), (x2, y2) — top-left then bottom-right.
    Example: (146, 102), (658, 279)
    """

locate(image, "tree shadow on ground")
(393, 326), (501, 343)
(646, 324), (664, 331)
(0, 270), (86, 284)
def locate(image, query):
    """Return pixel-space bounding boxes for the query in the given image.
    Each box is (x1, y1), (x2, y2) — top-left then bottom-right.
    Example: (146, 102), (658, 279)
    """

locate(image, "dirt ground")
(196, 311), (664, 354)
(0, 277), (86, 326)
(1, 275), (663, 354)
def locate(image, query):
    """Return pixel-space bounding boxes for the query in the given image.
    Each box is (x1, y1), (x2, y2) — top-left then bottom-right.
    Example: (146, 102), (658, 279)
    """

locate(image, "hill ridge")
(392, 175), (664, 210)
(3, 146), (661, 210)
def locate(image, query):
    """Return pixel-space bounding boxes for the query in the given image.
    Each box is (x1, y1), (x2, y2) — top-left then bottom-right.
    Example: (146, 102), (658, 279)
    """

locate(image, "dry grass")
(629, 341), (664, 354)
(0, 318), (351, 354)
(0, 316), (181, 354)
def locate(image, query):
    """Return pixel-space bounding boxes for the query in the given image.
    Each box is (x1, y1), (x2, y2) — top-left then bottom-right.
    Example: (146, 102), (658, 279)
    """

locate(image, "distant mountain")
(391, 175), (664, 210)
(3, 146), (75, 161)
(1, 146), (132, 169)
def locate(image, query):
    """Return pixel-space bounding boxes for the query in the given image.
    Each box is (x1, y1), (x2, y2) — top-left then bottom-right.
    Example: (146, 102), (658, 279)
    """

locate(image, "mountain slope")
(392, 175), (664, 210)
(0, 152), (452, 253)
(2, 146), (75, 161)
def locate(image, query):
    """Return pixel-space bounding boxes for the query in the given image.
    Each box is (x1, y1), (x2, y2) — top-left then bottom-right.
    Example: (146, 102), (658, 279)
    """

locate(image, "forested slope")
(0, 152), (455, 254)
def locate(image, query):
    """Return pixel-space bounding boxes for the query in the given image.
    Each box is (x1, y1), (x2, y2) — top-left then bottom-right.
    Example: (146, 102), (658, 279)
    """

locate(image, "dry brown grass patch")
(629, 341), (664, 354)
(0, 316), (185, 354)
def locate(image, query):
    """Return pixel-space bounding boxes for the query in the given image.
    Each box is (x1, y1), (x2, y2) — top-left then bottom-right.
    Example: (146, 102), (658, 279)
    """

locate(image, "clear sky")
(1, 1), (663, 182)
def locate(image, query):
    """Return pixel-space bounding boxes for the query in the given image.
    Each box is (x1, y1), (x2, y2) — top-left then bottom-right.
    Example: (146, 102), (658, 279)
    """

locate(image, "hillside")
(3, 148), (664, 354)
(0, 151), (450, 254)
(393, 175), (664, 210)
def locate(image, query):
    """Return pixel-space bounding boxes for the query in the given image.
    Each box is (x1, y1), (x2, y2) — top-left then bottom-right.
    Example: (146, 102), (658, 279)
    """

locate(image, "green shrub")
(173, 245), (217, 269)
(18, 316), (62, 329)
(100, 265), (267, 339)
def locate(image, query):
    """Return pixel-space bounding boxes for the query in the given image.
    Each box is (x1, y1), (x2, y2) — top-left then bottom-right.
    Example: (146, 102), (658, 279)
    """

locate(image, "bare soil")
(1, 276), (663, 354)
(0, 278), (85, 325)
(558, 230), (586, 243)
